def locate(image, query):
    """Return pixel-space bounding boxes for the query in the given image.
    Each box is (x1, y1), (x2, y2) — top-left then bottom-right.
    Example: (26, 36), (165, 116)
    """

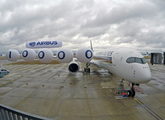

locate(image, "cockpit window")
(126, 57), (134, 63)
(141, 58), (147, 64)
(126, 57), (147, 64)
(135, 58), (142, 63)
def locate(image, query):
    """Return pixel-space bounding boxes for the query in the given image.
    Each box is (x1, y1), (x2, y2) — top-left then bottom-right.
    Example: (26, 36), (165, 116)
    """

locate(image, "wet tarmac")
(0, 61), (165, 120)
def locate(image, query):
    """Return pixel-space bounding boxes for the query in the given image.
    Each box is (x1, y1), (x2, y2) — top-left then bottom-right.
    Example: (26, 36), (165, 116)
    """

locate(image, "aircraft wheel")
(127, 90), (132, 97)
(84, 68), (90, 73)
(132, 90), (135, 98)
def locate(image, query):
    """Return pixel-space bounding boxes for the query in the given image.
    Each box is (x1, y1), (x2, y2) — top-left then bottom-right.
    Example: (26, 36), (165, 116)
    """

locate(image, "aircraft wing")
(89, 59), (100, 67)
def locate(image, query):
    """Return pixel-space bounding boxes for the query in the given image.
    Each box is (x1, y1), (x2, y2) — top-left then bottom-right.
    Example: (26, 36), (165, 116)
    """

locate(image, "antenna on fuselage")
(90, 40), (94, 51)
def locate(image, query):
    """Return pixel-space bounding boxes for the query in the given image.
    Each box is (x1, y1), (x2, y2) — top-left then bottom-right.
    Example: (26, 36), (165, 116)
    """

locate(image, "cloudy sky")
(0, 0), (165, 53)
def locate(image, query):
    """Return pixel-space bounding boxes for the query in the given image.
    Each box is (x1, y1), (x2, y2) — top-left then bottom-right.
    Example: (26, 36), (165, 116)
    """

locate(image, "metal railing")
(0, 104), (54, 120)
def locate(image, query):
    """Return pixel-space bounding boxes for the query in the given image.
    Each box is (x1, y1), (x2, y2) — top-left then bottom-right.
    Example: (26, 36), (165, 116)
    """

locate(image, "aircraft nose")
(144, 72), (151, 82)
(142, 68), (151, 82)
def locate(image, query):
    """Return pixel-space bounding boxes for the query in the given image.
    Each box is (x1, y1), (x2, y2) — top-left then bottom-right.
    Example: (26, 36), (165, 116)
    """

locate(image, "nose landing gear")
(117, 80), (136, 98)
(127, 83), (135, 97)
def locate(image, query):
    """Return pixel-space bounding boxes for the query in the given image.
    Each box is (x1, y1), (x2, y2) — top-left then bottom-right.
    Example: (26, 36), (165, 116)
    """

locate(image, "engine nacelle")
(76, 47), (93, 63)
(56, 48), (73, 63)
(22, 49), (36, 61)
(68, 61), (80, 73)
(6, 49), (20, 61)
(38, 49), (53, 63)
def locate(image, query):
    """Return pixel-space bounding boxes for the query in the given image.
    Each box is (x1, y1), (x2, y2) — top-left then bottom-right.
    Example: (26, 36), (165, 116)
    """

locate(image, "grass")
(1, 56), (60, 65)
(0, 56), (7, 60)
(7, 60), (60, 65)
(1, 54), (151, 65)
(144, 56), (151, 59)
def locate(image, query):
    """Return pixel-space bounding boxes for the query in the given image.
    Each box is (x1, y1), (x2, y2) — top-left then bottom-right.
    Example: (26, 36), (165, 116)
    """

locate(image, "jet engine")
(56, 48), (73, 63)
(22, 49), (36, 61)
(68, 61), (80, 73)
(38, 49), (53, 63)
(6, 49), (20, 61)
(76, 47), (93, 63)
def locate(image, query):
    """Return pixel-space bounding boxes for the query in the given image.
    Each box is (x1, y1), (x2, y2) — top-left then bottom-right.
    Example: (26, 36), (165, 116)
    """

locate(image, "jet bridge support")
(150, 53), (162, 65)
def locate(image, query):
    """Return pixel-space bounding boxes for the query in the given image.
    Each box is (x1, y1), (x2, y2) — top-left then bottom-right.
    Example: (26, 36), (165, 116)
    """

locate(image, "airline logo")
(26, 41), (62, 48)
(29, 42), (35, 47)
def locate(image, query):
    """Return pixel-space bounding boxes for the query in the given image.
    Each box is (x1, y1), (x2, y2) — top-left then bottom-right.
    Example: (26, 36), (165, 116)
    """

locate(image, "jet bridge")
(150, 52), (163, 65)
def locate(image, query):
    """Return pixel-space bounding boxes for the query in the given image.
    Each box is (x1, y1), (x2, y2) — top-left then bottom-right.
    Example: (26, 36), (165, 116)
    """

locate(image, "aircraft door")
(112, 53), (119, 66)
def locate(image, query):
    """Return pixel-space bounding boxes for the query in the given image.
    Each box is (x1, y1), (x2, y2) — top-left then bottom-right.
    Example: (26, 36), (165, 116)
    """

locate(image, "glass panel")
(130, 57), (135, 63)
(126, 57), (146, 64)
(126, 58), (131, 63)
(135, 58), (142, 63)
(142, 58), (147, 64)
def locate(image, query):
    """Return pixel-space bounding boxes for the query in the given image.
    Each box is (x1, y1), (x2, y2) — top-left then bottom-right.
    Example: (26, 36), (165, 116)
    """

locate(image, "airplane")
(5, 41), (151, 97)
(140, 51), (150, 56)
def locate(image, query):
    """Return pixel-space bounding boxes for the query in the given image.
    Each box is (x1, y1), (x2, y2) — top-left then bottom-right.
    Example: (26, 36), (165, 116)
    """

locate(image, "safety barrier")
(0, 104), (54, 120)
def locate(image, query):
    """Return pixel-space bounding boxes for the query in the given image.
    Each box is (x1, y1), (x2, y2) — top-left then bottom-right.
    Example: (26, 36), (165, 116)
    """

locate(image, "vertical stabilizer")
(90, 40), (94, 51)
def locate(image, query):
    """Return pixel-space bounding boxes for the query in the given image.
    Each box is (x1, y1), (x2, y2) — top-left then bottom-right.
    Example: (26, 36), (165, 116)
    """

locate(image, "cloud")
(0, 0), (165, 53)
(81, 1), (158, 28)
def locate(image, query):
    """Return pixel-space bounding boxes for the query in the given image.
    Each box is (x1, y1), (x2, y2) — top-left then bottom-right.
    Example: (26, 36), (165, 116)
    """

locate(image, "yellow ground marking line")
(107, 77), (163, 120)
(107, 77), (118, 86)
(134, 98), (163, 120)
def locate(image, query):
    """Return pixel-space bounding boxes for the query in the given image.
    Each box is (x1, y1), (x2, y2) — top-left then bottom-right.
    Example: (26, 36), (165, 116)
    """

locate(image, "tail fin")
(90, 40), (94, 51)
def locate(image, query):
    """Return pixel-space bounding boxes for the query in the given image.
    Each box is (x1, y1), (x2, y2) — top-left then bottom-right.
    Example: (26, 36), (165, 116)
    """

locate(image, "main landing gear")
(84, 62), (90, 73)
(117, 80), (135, 98)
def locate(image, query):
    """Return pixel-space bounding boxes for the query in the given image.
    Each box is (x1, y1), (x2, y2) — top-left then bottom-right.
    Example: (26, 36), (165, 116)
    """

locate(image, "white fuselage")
(6, 46), (151, 84)
(93, 48), (151, 84)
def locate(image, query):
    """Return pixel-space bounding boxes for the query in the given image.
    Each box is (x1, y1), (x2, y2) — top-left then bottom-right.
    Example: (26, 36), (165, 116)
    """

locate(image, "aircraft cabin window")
(126, 57), (146, 64)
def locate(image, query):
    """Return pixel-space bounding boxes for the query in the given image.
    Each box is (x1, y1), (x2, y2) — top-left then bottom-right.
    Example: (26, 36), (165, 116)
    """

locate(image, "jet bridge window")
(126, 57), (146, 64)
